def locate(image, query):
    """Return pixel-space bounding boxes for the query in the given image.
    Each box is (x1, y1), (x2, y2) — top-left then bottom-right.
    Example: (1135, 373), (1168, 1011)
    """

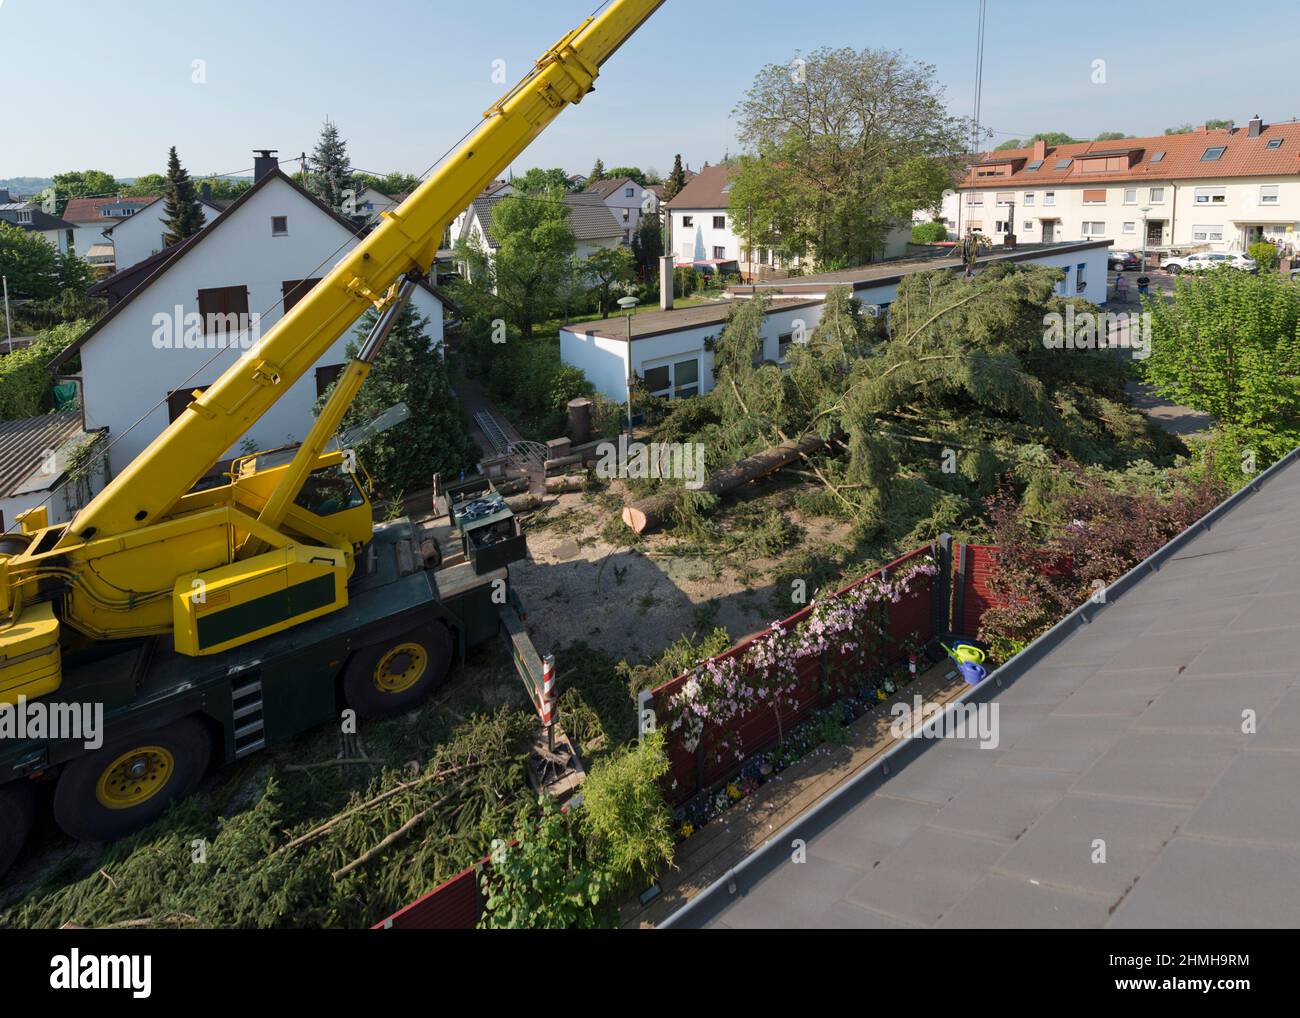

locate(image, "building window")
(1055, 158), (1073, 170)
(1194, 186), (1226, 204)
(624, 187), (634, 198)
(1123, 188), (1137, 204)
(712, 215), (726, 229)
(966, 193), (983, 206)
(1260, 185), (1280, 205)
(1266, 138), (1283, 150)
(1024, 159), (1044, 171)
(271, 216), (288, 235)
(1201, 146), (1227, 161)
(1149, 187), (1165, 203)
(681, 215), (693, 228)
(1083, 189), (1106, 205)
(996, 192), (1013, 205)
(1122, 222), (1136, 234)
(1043, 191), (1055, 206)
(1023, 192), (1035, 206)
(1076, 262), (1087, 293)
(1022, 219), (1034, 229)
(1081, 222), (1106, 237)
(712, 246), (726, 259)
(315, 364), (345, 397)
(994, 220), (1011, 233)
(196, 285), (250, 338)
(1192, 224), (1224, 242)
(17, 209), (32, 223)
(1150, 150), (1166, 163)
(281, 278), (323, 313)
(622, 208), (630, 222)
(643, 358), (699, 400)
(167, 384), (210, 423)
(778, 332), (794, 360)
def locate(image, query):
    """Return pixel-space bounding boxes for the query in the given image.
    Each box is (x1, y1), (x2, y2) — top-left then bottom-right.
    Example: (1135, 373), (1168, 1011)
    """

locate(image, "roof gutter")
(658, 446), (1300, 928)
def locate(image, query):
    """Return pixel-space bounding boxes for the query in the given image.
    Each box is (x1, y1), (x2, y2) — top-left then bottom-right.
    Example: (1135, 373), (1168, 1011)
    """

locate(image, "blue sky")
(3, 0), (1298, 182)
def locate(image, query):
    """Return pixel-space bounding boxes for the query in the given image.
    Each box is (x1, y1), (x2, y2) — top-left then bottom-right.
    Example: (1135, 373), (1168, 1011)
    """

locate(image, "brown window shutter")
(197, 285), (250, 337)
(282, 278), (323, 313)
(1083, 189), (1106, 202)
(315, 364), (345, 398)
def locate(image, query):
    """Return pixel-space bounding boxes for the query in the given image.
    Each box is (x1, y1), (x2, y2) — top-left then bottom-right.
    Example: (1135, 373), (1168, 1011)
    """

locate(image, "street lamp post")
(1139, 206), (1151, 273)
(617, 295), (639, 435)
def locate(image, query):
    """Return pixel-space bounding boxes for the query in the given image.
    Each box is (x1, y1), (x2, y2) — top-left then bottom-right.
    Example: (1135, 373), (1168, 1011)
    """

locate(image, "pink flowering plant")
(666, 555), (937, 766)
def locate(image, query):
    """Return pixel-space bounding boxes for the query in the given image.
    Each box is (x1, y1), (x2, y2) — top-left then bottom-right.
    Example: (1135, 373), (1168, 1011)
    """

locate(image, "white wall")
(597, 180), (655, 244)
(670, 208), (739, 264)
(77, 176), (443, 472)
(108, 200), (217, 270)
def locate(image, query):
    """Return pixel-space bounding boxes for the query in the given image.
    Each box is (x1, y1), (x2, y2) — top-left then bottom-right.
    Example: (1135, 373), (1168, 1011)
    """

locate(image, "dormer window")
(1054, 158), (1072, 170)
(1201, 146), (1226, 161)
(17, 210), (32, 223)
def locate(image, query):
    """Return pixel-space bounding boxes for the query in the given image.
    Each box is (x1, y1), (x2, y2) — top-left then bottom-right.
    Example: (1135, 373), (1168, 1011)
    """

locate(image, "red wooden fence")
(956, 543), (999, 638)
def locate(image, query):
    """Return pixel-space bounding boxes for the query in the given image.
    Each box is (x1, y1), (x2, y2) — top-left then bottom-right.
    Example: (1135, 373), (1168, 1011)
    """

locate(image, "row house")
(945, 115), (1300, 255)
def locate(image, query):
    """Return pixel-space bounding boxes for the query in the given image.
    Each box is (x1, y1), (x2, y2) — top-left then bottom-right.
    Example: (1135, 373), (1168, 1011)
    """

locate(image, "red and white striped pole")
(539, 654), (556, 727)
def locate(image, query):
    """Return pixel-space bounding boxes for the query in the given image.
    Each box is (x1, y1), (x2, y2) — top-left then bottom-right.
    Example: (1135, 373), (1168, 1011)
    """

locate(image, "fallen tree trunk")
(621, 432), (828, 534)
(545, 473), (587, 494)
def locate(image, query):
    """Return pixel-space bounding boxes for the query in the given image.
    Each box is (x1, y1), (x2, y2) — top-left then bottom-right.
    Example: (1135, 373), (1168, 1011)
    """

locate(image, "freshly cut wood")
(621, 432), (828, 534)
(504, 493), (544, 513)
(495, 475), (530, 496)
(544, 474), (586, 494)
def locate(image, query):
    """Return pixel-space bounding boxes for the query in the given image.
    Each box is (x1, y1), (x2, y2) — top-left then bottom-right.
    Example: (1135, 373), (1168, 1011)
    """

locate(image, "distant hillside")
(0, 177), (54, 196)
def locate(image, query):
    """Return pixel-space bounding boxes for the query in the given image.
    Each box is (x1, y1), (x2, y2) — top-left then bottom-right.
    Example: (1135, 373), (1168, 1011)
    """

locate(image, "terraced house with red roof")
(941, 115), (1300, 257)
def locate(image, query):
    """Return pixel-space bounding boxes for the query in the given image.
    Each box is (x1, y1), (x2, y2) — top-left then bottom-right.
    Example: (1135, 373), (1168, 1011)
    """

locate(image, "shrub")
(0, 320), (88, 420)
(579, 730), (675, 889)
(911, 221), (948, 244)
(1248, 241), (1280, 272)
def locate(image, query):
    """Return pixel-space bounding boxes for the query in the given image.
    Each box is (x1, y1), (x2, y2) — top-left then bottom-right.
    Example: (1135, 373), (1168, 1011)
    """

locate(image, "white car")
(1160, 252), (1257, 273)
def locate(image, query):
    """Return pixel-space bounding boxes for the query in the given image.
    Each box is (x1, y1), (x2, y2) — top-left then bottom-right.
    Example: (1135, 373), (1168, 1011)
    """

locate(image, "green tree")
(1028, 131), (1078, 146)
(579, 731), (674, 890)
(514, 167), (572, 194)
(728, 47), (969, 268)
(604, 166), (650, 186)
(330, 302), (477, 495)
(662, 154), (687, 203)
(121, 173), (166, 197)
(0, 321), (90, 420)
(196, 177), (252, 201)
(0, 222), (90, 300)
(583, 245), (635, 317)
(631, 206), (663, 280)
(912, 221), (948, 243)
(588, 157), (605, 184)
(1164, 123), (1194, 135)
(161, 147), (205, 246)
(311, 118), (353, 213)
(48, 170), (119, 215)
(994, 138), (1023, 150)
(453, 189), (577, 339)
(352, 171), (421, 199)
(1095, 131), (1133, 141)
(1248, 241), (1280, 272)
(1142, 269), (1300, 462)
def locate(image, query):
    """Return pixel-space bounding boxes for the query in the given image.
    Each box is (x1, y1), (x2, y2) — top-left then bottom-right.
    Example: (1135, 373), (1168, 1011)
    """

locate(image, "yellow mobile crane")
(0, 0), (666, 876)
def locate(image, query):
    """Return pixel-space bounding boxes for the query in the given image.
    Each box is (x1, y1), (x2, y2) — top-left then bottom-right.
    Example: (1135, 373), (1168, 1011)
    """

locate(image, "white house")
(102, 194), (223, 271)
(560, 240), (1111, 405)
(61, 196), (156, 263)
(445, 179), (513, 251)
(582, 176), (657, 244)
(662, 164), (914, 278)
(0, 192), (77, 253)
(47, 164), (447, 475)
(450, 190), (622, 279)
(951, 116), (1300, 256)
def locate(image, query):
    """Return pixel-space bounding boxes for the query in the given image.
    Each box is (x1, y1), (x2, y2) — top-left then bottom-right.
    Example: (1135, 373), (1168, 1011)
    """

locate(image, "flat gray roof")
(563, 241), (1111, 342)
(666, 449), (1300, 929)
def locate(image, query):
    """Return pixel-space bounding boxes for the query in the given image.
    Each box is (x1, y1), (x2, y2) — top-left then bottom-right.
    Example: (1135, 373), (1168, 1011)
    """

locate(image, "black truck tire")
(0, 782), (36, 878)
(343, 623), (453, 719)
(53, 717), (212, 843)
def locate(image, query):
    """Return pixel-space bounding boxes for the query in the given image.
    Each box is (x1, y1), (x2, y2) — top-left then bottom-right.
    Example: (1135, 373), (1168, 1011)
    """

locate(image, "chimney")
(253, 149), (279, 182)
(200, 181), (212, 202)
(1248, 114), (1263, 138)
(1032, 139), (1047, 161)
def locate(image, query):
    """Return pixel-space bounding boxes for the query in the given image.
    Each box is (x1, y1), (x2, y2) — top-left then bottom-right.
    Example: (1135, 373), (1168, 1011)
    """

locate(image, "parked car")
(1161, 252), (1257, 273)
(1108, 251), (1141, 271)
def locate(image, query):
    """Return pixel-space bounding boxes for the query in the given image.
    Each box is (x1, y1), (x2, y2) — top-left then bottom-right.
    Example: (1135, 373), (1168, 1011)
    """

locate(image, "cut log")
(621, 432), (828, 534)
(495, 475), (530, 496)
(504, 493), (545, 513)
(544, 473), (586, 494)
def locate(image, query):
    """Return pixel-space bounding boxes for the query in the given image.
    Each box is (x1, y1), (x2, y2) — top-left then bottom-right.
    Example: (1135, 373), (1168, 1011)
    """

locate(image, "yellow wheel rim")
(373, 642), (428, 694)
(95, 746), (176, 810)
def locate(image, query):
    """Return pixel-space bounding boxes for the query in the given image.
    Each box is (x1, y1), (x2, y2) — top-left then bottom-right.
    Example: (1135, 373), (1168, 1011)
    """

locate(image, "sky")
(3, 0), (1300, 183)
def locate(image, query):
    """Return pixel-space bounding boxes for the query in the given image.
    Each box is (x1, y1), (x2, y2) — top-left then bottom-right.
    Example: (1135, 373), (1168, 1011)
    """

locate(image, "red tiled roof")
(960, 120), (1300, 189)
(663, 164), (737, 210)
(62, 196), (156, 224)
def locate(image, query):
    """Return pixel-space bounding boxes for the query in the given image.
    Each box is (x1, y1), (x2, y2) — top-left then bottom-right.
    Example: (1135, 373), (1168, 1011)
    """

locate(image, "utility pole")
(2, 275), (12, 354)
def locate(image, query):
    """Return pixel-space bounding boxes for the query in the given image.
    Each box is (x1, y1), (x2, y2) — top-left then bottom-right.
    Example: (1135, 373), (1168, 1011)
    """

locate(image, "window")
(966, 193), (983, 206)
(1054, 158), (1073, 170)
(712, 245), (726, 259)
(271, 215), (288, 235)
(16, 209), (32, 223)
(1201, 146), (1227, 161)
(167, 384), (210, 423)
(643, 364), (671, 396)
(1076, 263), (1087, 293)
(994, 219), (1012, 233)
(681, 215), (693, 228)
(1194, 186), (1226, 204)
(643, 359), (699, 399)
(1023, 192), (1035, 206)
(624, 187), (635, 198)
(294, 465), (366, 517)
(1260, 184), (1280, 205)
(996, 192), (1013, 205)
(1123, 188), (1137, 204)
(1150, 150), (1166, 163)
(196, 285), (250, 338)
(1022, 219), (1034, 229)
(1043, 191), (1056, 206)
(315, 364), (345, 397)
(282, 278), (322, 313)
(778, 332), (794, 360)
(622, 208), (630, 222)
(1191, 224), (1224, 241)
(713, 215), (726, 229)
(1149, 187), (1165, 203)
(1083, 189), (1107, 204)
(1081, 222), (1106, 236)
(1025, 159), (1044, 171)
(1266, 138), (1283, 150)
(1123, 222), (1136, 234)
